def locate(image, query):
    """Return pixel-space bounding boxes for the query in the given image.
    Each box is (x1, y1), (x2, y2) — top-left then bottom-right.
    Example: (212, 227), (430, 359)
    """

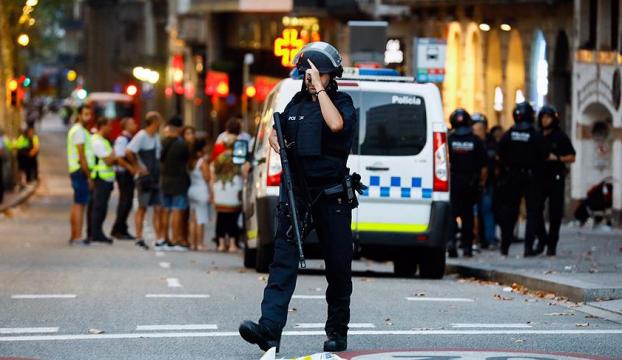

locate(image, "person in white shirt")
(111, 118), (139, 240)
(187, 138), (213, 251)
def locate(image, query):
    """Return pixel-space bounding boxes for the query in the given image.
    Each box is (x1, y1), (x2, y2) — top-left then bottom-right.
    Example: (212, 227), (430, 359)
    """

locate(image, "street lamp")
(17, 34), (30, 47)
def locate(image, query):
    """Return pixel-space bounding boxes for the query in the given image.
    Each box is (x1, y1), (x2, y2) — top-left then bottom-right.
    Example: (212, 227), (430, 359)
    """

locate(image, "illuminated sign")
(274, 28), (304, 67)
(205, 71), (229, 98)
(414, 38), (447, 83)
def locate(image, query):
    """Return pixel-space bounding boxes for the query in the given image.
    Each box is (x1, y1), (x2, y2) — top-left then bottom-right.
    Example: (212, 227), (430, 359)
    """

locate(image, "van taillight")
(266, 148), (282, 186)
(433, 131), (449, 192)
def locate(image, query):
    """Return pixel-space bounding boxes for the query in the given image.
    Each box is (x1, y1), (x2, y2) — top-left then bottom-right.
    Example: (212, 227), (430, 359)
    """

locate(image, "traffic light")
(8, 79), (19, 107)
(126, 84), (138, 96)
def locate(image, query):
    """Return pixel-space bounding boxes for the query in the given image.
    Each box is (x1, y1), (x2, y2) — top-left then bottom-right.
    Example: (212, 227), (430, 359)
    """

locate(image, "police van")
(241, 68), (451, 278)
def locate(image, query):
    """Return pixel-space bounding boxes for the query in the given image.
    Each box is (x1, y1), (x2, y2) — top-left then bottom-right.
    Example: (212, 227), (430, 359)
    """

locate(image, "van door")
(355, 90), (433, 235)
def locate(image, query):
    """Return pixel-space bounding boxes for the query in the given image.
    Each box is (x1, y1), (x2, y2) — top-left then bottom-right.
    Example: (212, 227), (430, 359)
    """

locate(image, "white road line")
(11, 294), (77, 299)
(155, 252), (164, 257)
(166, 278), (182, 288)
(159, 262), (171, 269)
(292, 295), (325, 299)
(145, 294), (210, 298)
(0, 327), (59, 334)
(136, 324), (218, 331)
(294, 323), (375, 329)
(406, 297), (474, 302)
(451, 323), (533, 328)
(1, 329), (622, 342)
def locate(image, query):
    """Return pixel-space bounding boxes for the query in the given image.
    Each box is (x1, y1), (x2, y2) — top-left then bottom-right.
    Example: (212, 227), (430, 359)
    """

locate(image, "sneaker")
(171, 244), (190, 252)
(135, 239), (149, 250)
(69, 238), (91, 246)
(154, 240), (170, 250)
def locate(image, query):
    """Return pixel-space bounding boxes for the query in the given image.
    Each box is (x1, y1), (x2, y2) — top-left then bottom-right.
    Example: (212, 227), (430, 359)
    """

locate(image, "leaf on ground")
(576, 322), (590, 327)
(258, 275), (267, 282)
(544, 293), (556, 300)
(88, 329), (105, 334)
(589, 268), (599, 273)
(288, 307), (297, 312)
(384, 318), (393, 326)
(360, 278), (372, 282)
(585, 315), (600, 319)
(413, 292), (426, 297)
(493, 293), (513, 301)
(237, 268), (247, 273)
(514, 338), (526, 343)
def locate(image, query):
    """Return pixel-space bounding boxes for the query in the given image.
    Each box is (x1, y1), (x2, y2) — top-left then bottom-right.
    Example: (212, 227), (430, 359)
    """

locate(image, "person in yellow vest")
(14, 126), (40, 187)
(90, 117), (118, 244)
(0, 128), (8, 204)
(68, 105), (95, 246)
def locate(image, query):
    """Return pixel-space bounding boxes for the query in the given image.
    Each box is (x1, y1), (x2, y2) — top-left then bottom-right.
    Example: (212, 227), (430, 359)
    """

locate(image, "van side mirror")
(232, 139), (249, 165)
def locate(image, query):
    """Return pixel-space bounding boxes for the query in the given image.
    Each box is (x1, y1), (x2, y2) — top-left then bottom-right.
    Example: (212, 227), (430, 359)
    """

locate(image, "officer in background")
(447, 109), (487, 258)
(90, 118), (118, 244)
(534, 105), (575, 256)
(239, 42), (357, 353)
(111, 117), (138, 240)
(497, 102), (547, 256)
(14, 126), (40, 186)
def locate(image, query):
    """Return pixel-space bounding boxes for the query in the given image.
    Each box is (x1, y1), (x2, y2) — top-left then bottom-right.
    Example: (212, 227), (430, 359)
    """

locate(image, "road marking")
(0, 327), (59, 334)
(294, 323), (375, 329)
(292, 295), (325, 299)
(166, 278), (182, 288)
(1, 329), (622, 342)
(451, 323), (533, 328)
(406, 297), (474, 302)
(11, 294), (77, 299)
(155, 252), (164, 257)
(159, 262), (171, 269)
(145, 294), (210, 298)
(136, 324), (218, 331)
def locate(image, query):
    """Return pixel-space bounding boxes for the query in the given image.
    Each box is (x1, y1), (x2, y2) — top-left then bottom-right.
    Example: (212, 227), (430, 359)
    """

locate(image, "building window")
(580, 0), (598, 49)
(530, 30), (548, 110)
(612, 0), (620, 52)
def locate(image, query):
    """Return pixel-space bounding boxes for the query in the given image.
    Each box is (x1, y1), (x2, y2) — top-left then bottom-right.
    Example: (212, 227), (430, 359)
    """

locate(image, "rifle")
(273, 112), (306, 268)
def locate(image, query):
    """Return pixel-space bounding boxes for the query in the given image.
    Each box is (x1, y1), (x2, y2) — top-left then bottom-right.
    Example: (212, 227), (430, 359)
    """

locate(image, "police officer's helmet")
(449, 108), (472, 129)
(537, 105), (560, 129)
(512, 102), (535, 124)
(293, 42), (344, 78)
(471, 112), (488, 127)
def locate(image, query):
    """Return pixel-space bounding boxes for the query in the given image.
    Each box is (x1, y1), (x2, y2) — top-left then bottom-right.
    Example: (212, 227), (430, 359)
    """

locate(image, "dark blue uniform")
(535, 127), (575, 255)
(448, 128), (487, 256)
(497, 123), (547, 255)
(259, 90), (357, 341)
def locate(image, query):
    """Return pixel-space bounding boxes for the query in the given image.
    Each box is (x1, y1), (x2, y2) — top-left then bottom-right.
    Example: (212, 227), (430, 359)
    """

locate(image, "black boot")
(323, 333), (347, 352)
(239, 321), (280, 353)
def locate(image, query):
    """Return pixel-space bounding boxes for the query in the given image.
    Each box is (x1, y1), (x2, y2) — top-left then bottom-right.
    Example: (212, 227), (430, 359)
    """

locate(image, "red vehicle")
(87, 92), (140, 140)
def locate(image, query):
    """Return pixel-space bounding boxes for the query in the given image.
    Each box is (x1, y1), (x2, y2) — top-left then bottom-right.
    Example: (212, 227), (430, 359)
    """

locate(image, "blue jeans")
(479, 184), (497, 246)
(162, 194), (188, 210)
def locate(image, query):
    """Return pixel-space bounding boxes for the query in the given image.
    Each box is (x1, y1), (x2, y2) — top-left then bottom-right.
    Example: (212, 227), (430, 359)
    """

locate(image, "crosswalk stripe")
(11, 294), (77, 299)
(451, 323), (533, 328)
(292, 295), (325, 299)
(166, 278), (182, 288)
(136, 324), (218, 331)
(294, 323), (375, 329)
(406, 297), (474, 302)
(145, 294), (210, 298)
(0, 327), (59, 334)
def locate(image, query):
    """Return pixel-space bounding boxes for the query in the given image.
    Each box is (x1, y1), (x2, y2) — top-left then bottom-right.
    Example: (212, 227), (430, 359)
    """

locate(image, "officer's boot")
(324, 332), (347, 352)
(239, 320), (280, 353)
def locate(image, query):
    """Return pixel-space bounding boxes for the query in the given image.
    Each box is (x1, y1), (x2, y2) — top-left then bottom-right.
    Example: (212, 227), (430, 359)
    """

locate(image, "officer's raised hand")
(306, 59), (344, 133)
(306, 59), (323, 93)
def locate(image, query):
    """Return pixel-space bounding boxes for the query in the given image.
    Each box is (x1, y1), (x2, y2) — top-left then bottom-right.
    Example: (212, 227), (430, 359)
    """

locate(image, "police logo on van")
(392, 95), (422, 105)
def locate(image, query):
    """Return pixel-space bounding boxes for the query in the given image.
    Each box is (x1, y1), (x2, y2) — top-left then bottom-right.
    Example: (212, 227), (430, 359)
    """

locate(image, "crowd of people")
(447, 102), (576, 258)
(67, 105), (250, 252)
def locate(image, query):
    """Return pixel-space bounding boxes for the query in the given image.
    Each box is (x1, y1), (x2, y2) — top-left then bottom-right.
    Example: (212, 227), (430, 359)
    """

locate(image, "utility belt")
(309, 173), (367, 209)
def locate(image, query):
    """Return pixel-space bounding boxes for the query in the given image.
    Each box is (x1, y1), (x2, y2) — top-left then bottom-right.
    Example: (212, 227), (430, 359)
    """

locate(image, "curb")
(445, 263), (622, 303)
(0, 182), (39, 213)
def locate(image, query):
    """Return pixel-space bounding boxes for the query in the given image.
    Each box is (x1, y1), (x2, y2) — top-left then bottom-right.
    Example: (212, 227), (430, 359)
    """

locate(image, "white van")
(241, 68), (451, 278)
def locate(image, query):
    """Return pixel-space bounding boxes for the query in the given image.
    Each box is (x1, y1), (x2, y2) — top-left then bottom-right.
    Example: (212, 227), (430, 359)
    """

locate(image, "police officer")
(447, 109), (487, 258)
(497, 102), (547, 256)
(239, 42), (357, 353)
(90, 118), (118, 244)
(534, 105), (575, 256)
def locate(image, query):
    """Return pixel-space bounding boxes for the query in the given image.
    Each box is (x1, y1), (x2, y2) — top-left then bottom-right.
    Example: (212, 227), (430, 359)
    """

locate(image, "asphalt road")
(0, 117), (620, 360)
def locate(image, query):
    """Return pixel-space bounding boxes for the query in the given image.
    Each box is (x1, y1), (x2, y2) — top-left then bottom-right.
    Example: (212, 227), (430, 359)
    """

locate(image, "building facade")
(571, 0), (621, 220)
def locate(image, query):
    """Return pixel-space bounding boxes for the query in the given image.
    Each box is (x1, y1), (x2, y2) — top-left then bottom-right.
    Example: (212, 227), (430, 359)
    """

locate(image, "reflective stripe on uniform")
(354, 222), (428, 233)
(67, 124), (94, 173)
(91, 134), (115, 181)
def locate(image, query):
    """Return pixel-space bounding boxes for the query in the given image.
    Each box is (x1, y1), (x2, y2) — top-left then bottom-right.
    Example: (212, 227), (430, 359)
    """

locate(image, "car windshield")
(355, 92), (427, 156)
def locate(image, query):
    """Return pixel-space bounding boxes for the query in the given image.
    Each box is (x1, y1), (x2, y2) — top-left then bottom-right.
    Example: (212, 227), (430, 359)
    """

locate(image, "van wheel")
(256, 243), (274, 273)
(418, 249), (446, 279)
(393, 258), (417, 277)
(244, 247), (256, 269)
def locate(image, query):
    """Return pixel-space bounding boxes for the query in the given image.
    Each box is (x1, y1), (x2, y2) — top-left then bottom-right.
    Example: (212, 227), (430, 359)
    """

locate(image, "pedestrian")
(14, 126), (40, 186)
(497, 102), (547, 256)
(126, 111), (165, 250)
(210, 134), (243, 253)
(90, 118), (118, 244)
(212, 116), (250, 162)
(67, 105), (95, 246)
(188, 138), (213, 251)
(239, 41), (357, 353)
(447, 109), (487, 258)
(472, 113), (499, 249)
(159, 115), (191, 251)
(181, 125), (197, 244)
(111, 117), (138, 240)
(534, 105), (576, 256)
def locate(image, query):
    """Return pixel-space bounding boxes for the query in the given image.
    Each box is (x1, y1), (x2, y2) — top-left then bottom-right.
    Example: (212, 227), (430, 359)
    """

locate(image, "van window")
(359, 93), (427, 156)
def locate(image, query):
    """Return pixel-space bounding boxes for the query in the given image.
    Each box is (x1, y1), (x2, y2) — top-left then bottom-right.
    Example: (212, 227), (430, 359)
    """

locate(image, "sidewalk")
(446, 225), (622, 307)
